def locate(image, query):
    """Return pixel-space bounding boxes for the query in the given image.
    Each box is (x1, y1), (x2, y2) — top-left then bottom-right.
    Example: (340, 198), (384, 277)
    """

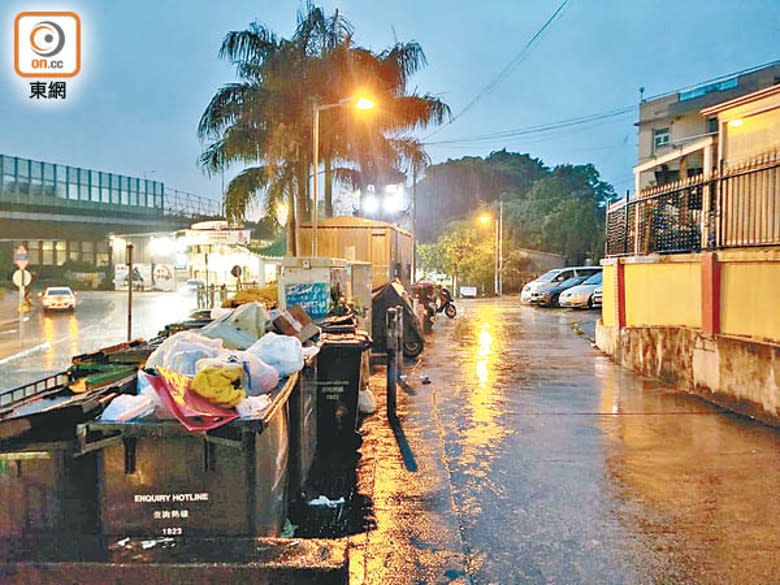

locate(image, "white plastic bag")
(100, 393), (156, 422)
(236, 394), (272, 419)
(145, 331), (224, 376)
(200, 302), (269, 349)
(246, 332), (304, 377)
(358, 388), (377, 414)
(196, 351), (279, 396)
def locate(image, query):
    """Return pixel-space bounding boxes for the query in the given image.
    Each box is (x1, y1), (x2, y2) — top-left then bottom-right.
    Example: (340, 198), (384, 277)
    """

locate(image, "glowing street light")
(476, 203), (504, 296)
(354, 97), (375, 110)
(311, 94), (375, 256)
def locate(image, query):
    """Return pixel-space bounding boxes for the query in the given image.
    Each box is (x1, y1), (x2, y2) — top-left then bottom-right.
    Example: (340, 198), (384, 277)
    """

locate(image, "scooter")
(436, 287), (457, 318)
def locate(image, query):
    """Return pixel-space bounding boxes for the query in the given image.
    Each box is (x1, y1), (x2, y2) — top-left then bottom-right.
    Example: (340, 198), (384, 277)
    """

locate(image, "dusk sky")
(2, 1), (778, 206)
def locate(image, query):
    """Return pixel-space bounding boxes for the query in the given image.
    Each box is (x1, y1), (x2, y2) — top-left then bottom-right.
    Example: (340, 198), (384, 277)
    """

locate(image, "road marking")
(0, 342), (50, 366)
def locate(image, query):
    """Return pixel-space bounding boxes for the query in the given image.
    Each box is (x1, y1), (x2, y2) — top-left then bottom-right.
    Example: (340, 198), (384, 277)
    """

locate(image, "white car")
(559, 272), (603, 309)
(521, 266), (601, 304)
(592, 287), (602, 308)
(40, 286), (77, 312)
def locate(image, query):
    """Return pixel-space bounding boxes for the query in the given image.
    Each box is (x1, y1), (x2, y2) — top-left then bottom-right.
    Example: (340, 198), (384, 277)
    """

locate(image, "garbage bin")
(80, 374), (299, 538)
(316, 331), (371, 453)
(371, 281), (424, 358)
(0, 439), (102, 561)
(288, 357), (317, 496)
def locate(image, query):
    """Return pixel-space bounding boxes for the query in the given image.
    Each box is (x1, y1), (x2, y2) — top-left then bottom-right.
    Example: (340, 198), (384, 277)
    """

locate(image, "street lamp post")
(479, 202), (503, 297)
(311, 96), (374, 257)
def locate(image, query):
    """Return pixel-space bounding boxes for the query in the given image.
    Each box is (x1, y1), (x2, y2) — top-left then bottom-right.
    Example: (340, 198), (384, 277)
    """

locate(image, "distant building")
(633, 62), (780, 193)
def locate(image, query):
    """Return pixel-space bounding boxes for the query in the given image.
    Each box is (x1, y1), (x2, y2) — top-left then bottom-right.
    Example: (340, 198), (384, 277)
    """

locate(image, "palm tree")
(198, 3), (449, 255)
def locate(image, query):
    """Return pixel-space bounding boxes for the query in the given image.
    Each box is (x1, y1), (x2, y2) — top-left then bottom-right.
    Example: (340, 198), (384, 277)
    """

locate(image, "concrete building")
(600, 83), (780, 427)
(633, 62), (780, 193)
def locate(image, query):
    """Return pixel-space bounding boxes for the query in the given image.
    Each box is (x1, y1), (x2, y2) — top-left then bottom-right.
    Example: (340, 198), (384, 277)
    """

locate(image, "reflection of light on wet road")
(460, 305), (510, 478)
(475, 325), (493, 390)
(42, 315), (56, 369)
(68, 314), (79, 358)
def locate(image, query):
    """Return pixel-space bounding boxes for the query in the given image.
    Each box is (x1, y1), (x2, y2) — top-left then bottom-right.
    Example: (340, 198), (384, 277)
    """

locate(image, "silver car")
(522, 266), (601, 304)
(559, 272), (603, 309)
(592, 287), (602, 308)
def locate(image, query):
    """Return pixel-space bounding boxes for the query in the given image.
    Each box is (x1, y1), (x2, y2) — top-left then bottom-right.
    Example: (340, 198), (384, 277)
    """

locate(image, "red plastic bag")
(146, 367), (239, 432)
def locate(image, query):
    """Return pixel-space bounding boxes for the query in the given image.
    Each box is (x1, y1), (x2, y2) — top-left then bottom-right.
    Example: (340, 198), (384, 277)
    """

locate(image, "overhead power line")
(424, 105), (633, 146)
(425, 0), (571, 140)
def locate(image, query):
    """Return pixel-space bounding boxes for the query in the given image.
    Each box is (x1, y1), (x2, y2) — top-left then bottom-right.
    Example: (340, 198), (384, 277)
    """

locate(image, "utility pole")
(494, 215), (499, 296)
(412, 166), (417, 281)
(499, 199), (503, 296)
(126, 243), (134, 341)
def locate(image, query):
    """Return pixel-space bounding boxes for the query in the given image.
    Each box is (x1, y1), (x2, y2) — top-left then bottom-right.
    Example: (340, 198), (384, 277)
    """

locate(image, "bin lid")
(320, 331), (371, 350)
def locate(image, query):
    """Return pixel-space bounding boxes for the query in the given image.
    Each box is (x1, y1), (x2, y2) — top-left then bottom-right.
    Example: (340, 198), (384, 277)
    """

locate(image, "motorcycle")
(435, 287), (457, 319)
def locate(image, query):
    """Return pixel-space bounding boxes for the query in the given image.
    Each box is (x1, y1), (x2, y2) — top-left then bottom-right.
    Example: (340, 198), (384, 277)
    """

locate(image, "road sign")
(14, 245), (29, 271)
(12, 269), (32, 288)
(231, 265), (243, 278)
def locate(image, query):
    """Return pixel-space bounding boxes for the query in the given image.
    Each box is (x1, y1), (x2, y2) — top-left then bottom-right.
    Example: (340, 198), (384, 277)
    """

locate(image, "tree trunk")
(324, 154), (333, 218)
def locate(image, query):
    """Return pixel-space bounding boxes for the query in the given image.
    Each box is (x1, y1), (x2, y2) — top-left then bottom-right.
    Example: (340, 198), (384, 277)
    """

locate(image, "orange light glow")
(354, 97), (375, 110)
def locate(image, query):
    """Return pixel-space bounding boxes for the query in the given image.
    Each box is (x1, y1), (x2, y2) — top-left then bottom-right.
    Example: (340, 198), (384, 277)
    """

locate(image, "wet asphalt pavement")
(2, 293), (779, 584)
(360, 298), (780, 585)
(0, 291), (196, 391)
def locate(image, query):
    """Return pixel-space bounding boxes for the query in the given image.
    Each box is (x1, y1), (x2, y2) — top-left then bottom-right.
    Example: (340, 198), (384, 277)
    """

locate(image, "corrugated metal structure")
(299, 217), (414, 288)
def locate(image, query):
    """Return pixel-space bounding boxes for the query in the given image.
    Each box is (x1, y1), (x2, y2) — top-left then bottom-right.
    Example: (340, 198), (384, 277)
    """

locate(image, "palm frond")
(224, 166), (270, 223)
(219, 24), (279, 65)
(197, 83), (256, 139)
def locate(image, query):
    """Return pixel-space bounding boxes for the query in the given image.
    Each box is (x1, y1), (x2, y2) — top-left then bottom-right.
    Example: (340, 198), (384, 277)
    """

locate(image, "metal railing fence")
(606, 152), (780, 256)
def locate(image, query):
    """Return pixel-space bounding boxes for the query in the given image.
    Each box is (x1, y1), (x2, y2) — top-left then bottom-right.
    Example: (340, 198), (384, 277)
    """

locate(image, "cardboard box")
(272, 305), (320, 343)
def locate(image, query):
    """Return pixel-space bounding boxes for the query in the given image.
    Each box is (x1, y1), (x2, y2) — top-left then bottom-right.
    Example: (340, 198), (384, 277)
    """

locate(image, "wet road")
(420, 298), (780, 585)
(0, 291), (196, 392)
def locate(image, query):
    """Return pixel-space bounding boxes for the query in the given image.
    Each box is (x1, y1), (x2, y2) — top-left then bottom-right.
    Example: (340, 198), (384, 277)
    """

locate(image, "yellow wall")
(721, 92), (780, 167)
(721, 261), (780, 340)
(624, 262), (701, 327)
(601, 264), (616, 326)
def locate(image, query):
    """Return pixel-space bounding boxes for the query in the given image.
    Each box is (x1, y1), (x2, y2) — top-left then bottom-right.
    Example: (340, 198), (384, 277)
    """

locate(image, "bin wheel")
(444, 304), (457, 318)
(403, 338), (424, 358)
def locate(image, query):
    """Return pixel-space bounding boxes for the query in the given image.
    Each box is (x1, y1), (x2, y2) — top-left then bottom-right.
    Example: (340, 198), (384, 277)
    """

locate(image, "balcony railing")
(606, 152), (780, 256)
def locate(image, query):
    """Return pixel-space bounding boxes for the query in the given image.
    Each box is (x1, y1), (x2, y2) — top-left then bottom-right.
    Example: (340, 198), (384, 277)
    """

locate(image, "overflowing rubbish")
(248, 332), (304, 377)
(209, 351), (280, 395)
(358, 388), (377, 414)
(307, 495), (346, 508)
(200, 301), (269, 349)
(146, 331), (224, 376)
(147, 367), (240, 432)
(190, 363), (246, 407)
(99, 393), (157, 422)
(281, 518), (298, 538)
(272, 305), (320, 343)
(236, 394), (272, 419)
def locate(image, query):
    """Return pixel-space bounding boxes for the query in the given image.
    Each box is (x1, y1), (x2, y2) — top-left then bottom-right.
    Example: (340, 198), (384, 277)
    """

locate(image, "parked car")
(559, 271), (603, 309)
(592, 287), (602, 308)
(536, 275), (589, 307)
(39, 286), (77, 312)
(184, 278), (205, 292)
(521, 266), (601, 303)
